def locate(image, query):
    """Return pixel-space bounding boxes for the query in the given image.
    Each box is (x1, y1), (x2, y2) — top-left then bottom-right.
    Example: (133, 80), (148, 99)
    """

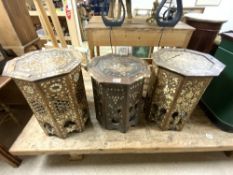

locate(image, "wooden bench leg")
(89, 44), (95, 59)
(224, 151), (233, 157)
(69, 153), (84, 161)
(0, 145), (22, 167)
(96, 46), (100, 56)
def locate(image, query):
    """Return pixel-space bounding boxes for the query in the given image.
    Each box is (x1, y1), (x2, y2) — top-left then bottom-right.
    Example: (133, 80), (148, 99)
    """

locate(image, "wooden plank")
(0, 1), (20, 47)
(63, 0), (82, 47)
(40, 35), (71, 41)
(86, 16), (195, 58)
(45, 0), (67, 48)
(33, 0), (58, 47)
(1, 38), (41, 56)
(29, 10), (66, 17)
(86, 16), (195, 30)
(88, 29), (192, 47)
(0, 0), (38, 46)
(0, 0), (40, 56)
(0, 144), (21, 167)
(10, 70), (233, 156)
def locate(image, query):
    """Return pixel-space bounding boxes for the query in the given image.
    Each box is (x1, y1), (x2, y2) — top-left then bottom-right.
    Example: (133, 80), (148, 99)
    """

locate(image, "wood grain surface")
(86, 16), (195, 58)
(10, 70), (233, 156)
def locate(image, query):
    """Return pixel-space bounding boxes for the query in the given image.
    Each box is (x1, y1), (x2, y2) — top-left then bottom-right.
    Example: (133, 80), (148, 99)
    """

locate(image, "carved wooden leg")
(126, 0), (132, 19)
(88, 42), (95, 59)
(96, 46), (100, 56)
(0, 145), (22, 167)
(69, 153), (84, 161)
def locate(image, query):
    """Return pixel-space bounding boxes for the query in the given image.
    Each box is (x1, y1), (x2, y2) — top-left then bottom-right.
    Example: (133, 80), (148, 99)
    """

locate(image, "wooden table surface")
(86, 16), (195, 58)
(86, 17), (195, 29)
(10, 70), (233, 156)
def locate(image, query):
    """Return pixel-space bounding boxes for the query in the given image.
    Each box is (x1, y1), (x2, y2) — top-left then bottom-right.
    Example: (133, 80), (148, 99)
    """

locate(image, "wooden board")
(0, 0), (41, 56)
(64, 0), (82, 47)
(86, 16), (195, 30)
(10, 70), (233, 156)
(86, 16), (195, 58)
(28, 0), (83, 47)
(29, 10), (66, 17)
(0, 0), (38, 46)
(33, 0), (58, 47)
(45, 0), (67, 48)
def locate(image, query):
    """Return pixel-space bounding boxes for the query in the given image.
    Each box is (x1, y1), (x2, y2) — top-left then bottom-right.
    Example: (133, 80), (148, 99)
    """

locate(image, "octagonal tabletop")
(2, 49), (82, 81)
(153, 48), (225, 77)
(88, 54), (150, 85)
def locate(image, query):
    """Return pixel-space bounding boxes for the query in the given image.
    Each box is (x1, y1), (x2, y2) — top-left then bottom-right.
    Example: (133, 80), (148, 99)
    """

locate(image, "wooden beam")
(44, 0), (67, 48)
(64, 0), (82, 47)
(0, 145), (21, 167)
(33, 0), (58, 47)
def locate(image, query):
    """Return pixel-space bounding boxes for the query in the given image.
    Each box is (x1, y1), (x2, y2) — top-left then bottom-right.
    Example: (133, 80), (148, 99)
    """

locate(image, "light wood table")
(10, 70), (233, 159)
(86, 16), (195, 58)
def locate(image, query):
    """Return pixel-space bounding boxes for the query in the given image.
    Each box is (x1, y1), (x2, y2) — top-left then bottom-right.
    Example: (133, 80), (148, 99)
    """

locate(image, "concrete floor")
(1, 152), (233, 175)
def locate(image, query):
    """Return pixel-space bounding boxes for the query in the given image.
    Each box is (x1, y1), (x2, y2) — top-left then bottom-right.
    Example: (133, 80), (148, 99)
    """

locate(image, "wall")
(203, 0), (233, 32)
(131, 0), (232, 32)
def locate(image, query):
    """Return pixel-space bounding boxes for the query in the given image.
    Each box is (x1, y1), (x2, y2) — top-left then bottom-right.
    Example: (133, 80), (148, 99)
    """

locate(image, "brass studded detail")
(3, 49), (89, 138)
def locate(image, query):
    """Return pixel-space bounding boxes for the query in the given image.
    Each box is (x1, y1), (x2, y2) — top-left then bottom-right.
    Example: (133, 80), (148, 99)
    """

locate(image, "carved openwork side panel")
(91, 78), (103, 124)
(144, 65), (157, 119)
(147, 68), (182, 128)
(14, 66), (89, 138)
(3, 49), (89, 138)
(74, 69), (90, 125)
(89, 54), (150, 133)
(92, 79), (144, 133)
(148, 68), (212, 130)
(127, 79), (144, 128)
(166, 77), (212, 130)
(148, 48), (225, 131)
(70, 67), (90, 125)
(102, 83), (127, 132)
(14, 79), (61, 136)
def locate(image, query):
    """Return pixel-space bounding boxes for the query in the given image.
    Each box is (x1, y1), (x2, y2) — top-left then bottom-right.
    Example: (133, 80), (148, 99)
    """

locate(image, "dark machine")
(101, 0), (125, 27)
(101, 0), (183, 27)
(155, 0), (183, 27)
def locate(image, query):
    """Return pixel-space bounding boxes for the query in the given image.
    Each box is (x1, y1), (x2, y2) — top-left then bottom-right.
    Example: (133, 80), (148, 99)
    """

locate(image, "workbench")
(86, 16), (195, 58)
(10, 70), (233, 159)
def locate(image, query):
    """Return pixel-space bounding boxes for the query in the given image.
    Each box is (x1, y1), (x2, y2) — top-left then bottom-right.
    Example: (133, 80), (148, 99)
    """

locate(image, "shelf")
(10, 70), (233, 156)
(29, 10), (66, 17)
(39, 35), (71, 41)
